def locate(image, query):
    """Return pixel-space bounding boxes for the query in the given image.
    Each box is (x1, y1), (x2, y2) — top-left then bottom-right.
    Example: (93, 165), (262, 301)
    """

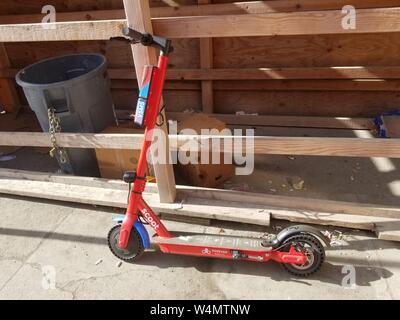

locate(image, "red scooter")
(107, 28), (329, 277)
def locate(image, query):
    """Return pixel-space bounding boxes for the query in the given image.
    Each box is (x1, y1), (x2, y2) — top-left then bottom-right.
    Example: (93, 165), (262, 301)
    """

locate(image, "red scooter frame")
(118, 51), (174, 249)
(108, 28), (328, 276)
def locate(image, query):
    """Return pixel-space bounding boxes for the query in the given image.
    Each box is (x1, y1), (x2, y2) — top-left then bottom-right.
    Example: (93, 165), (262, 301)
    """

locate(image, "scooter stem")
(118, 52), (170, 249)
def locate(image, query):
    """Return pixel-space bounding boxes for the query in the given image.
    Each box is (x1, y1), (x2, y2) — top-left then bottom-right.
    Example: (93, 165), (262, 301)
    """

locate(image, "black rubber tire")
(281, 234), (325, 277)
(107, 224), (144, 263)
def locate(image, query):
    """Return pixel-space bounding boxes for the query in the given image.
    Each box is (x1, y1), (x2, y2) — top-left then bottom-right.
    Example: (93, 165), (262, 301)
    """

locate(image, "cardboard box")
(95, 125), (149, 179)
(176, 113), (235, 188)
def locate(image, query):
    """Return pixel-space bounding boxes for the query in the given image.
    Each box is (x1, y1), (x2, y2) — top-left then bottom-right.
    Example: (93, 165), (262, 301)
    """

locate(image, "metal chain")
(48, 107), (68, 164)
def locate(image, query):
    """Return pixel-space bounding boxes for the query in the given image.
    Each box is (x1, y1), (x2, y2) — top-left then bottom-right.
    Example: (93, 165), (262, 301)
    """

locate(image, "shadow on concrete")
(0, 226), (394, 287)
(0, 227), (107, 245)
(133, 250), (393, 287)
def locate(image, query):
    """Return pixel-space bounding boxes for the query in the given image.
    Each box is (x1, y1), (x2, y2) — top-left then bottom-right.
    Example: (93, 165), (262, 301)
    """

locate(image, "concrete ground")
(0, 195), (399, 300)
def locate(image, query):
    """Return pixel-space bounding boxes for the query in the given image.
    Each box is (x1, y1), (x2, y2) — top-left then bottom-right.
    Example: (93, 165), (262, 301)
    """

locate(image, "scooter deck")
(154, 232), (271, 251)
(152, 232), (305, 264)
(152, 232), (276, 262)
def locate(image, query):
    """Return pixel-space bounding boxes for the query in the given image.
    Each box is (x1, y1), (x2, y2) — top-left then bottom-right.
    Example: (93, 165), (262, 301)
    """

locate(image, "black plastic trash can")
(16, 54), (117, 177)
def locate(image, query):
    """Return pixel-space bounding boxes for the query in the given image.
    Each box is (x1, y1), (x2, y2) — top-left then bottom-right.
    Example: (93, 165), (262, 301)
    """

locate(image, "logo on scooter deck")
(202, 248), (229, 256)
(142, 208), (160, 230)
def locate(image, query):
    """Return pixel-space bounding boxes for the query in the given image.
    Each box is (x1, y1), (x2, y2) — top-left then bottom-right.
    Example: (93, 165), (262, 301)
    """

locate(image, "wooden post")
(122, 0), (176, 203)
(0, 44), (19, 113)
(198, 0), (214, 113)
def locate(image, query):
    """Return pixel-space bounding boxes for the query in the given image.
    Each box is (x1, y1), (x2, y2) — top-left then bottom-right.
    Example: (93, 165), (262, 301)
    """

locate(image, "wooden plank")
(1, 131), (400, 158)
(0, 44), (19, 112)
(213, 80), (400, 91)
(2, 168), (399, 218)
(111, 78), (400, 92)
(159, 213), (211, 226)
(111, 80), (201, 91)
(0, 10), (126, 24)
(0, 0), (122, 15)
(166, 67), (400, 81)
(0, 178), (270, 226)
(0, 1), (399, 24)
(1, 174), (398, 231)
(0, 168), (133, 190)
(2, 168), (400, 233)
(198, 0), (214, 114)
(108, 67), (400, 84)
(167, 112), (375, 130)
(375, 222), (400, 241)
(177, 182), (400, 220)
(152, 8), (400, 38)
(269, 208), (378, 231)
(5, 66), (400, 81)
(0, 20), (126, 42)
(213, 33), (400, 69)
(0, 132), (145, 149)
(1, 8), (400, 42)
(123, 0), (176, 204)
(150, 0), (400, 16)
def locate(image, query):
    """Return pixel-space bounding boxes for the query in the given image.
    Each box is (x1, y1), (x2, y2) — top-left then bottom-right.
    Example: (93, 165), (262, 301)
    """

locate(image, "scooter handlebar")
(122, 27), (145, 43)
(118, 27), (173, 56)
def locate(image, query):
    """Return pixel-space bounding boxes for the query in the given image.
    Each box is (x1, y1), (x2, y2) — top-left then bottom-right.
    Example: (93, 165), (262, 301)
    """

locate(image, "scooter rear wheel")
(281, 234), (325, 277)
(107, 225), (144, 262)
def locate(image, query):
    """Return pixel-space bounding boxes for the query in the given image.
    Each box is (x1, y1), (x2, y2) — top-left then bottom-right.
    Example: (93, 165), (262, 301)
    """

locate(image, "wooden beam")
(4, 66), (400, 81)
(150, 0), (400, 17)
(0, 178), (270, 226)
(0, 178), (385, 231)
(0, 10), (126, 24)
(213, 80), (400, 91)
(199, 0), (214, 114)
(0, 177), (389, 231)
(167, 112), (374, 130)
(1, 8), (400, 42)
(2, 168), (400, 232)
(157, 67), (400, 81)
(0, 44), (19, 112)
(118, 110), (374, 129)
(0, 19), (126, 42)
(0, 131), (400, 158)
(0, 1), (399, 25)
(110, 78), (400, 92)
(123, 0), (176, 204)
(375, 221), (400, 241)
(152, 8), (400, 38)
(176, 181), (400, 221)
(2, 168), (399, 220)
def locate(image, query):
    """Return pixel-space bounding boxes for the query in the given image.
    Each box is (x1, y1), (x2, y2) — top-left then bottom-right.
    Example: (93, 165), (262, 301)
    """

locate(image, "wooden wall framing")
(0, 0), (400, 202)
(0, 1), (400, 117)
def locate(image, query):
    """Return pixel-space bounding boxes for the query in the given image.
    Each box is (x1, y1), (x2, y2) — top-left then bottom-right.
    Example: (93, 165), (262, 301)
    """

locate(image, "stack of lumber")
(0, 168), (399, 242)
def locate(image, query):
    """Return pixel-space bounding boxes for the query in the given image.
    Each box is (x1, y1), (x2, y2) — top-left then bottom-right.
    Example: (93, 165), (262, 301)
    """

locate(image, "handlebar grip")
(122, 27), (144, 42)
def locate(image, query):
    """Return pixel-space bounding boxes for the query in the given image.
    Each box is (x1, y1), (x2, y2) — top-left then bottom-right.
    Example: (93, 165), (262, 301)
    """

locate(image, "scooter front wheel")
(107, 225), (144, 262)
(281, 234), (325, 277)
